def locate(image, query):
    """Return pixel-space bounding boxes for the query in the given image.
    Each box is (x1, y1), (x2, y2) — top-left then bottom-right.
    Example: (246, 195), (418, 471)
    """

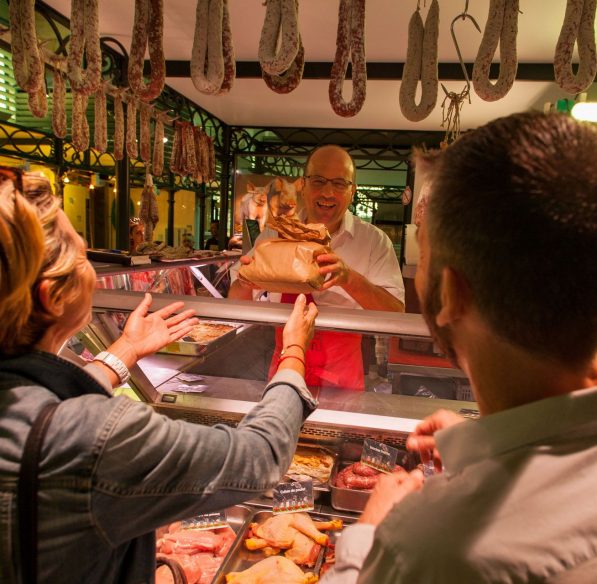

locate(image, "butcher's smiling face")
(302, 146), (356, 234)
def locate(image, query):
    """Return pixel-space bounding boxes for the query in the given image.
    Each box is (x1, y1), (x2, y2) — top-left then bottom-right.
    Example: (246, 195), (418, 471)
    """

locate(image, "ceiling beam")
(157, 61), (556, 82)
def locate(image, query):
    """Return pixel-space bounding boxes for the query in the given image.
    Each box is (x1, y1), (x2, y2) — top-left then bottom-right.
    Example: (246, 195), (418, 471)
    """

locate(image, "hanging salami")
(139, 103), (152, 162)
(399, 0), (440, 122)
(71, 91), (90, 152)
(472, 0), (519, 102)
(191, 0), (225, 94)
(554, 0), (597, 94)
(67, 0), (102, 96)
(329, 0), (367, 117)
(262, 33), (304, 94)
(152, 113), (165, 176)
(94, 85), (107, 153)
(139, 173), (159, 242)
(51, 68), (67, 139)
(258, 0), (299, 75)
(126, 99), (139, 160)
(113, 93), (125, 161)
(128, 0), (165, 101)
(217, 0), (236, 95)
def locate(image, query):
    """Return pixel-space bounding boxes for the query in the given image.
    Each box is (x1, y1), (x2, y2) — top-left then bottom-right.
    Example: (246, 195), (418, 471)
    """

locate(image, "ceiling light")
(571, 102), (597, 122)
(162, 137), (168, 143)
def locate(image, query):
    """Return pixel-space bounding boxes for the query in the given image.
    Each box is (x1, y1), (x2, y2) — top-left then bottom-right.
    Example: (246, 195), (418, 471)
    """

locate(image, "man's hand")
(316, 252), (351, 290)
(358, 469), (425, 527)
(110, 293), (198, 366)
(406, 409), (465, 473)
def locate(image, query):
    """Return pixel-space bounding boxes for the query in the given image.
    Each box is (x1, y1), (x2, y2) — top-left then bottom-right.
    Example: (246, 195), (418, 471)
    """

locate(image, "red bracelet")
(278, 354), (306, 369)
(281, 343), (306, 356)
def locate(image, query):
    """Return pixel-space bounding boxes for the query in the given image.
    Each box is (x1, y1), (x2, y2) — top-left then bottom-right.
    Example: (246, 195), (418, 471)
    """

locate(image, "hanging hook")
(449, 3), (481, 102)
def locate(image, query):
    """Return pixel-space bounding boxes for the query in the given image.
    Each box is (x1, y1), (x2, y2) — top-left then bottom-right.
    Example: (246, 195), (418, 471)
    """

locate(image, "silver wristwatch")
(93, 351), (131, 385)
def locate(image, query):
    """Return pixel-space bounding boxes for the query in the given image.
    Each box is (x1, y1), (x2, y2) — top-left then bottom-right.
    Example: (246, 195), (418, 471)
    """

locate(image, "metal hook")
(449, 7), (481, 101)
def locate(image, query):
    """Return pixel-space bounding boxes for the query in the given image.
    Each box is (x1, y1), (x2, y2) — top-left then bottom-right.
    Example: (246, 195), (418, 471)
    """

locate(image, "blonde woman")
(0, 171), (318, 583)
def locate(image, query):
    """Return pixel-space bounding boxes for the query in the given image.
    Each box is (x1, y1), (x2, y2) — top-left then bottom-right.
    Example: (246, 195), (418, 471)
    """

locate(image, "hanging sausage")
(472, 0), (519, 101)
(329, 0), (367, 117)
(128, 0), (165, 101)
(399, 0), (440, 122)
(554, 0), (597, 94)
(51, 68), (68, 139)
(67, 0), (102, 96)
(93, 84), (107, 153)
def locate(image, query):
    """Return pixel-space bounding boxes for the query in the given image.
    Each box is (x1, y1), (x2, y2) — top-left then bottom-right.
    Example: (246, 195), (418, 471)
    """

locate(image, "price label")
(361, 438), (399, 474)
(272, 479), (314, 515)
(180, 511), (227, 531)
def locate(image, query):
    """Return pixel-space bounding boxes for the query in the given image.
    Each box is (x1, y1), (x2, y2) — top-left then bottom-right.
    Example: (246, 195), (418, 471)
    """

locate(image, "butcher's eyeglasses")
(306, 175), (353, 192)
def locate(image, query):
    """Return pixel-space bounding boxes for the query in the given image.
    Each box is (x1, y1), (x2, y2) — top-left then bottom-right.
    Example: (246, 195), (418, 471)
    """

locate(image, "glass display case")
(78, 264), (478, 451)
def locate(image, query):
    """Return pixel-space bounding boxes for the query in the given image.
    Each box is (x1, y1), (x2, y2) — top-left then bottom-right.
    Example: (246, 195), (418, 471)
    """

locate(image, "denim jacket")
(0, 352), (317, 583)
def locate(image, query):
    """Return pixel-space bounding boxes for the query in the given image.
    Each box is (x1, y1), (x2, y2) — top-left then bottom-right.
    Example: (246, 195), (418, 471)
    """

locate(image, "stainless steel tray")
(158, 321), (241, 356)
(214, 510), (353, 583)
(330, 449), (414, 513)
(264, 443), (338, 501)
(156, 504), (254, 584)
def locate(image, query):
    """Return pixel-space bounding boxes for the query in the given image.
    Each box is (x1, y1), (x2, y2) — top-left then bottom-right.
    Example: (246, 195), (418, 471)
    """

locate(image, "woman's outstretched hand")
(109, 293), (198, 367)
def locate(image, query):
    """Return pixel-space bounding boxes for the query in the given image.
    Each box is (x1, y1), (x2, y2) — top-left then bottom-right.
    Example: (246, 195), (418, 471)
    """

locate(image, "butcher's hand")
(358, 469), (425, 527)
(406, 409), (465, 473)
(108, 293), (198, 368)
(282, 294), (318, 352)
(316, 252), (351, 290)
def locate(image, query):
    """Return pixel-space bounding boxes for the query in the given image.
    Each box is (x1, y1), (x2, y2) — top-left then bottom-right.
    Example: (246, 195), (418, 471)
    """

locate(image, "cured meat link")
(259, 0), (300, 75)
(93, 85), (107, 153)
(191, 0), (226, 95)
(553, 0), (597, 94)
(52, 68), (67, 138)
(139, 102), (152, 162)
(262, 33), (305, 94)
(329, 0), (367, 118)
(152, 112), (165, 176)
(128, 0), (165, 101)
(399, 0), (440, 121)
(9, 0), (44, 93)
(113, 93), (125, 161)
(217, 0), (236, 95)
(71, 91), (90, 152)
(126, 99), (139, 160)
(472, 0), (519, 102)
(67, 0), (102, 95)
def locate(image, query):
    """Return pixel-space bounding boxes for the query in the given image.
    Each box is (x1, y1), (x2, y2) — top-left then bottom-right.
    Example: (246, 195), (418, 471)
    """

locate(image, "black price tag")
(180, 511), (227, 531)
(361, 438), (399, 474)
(272, 479), (314, 514)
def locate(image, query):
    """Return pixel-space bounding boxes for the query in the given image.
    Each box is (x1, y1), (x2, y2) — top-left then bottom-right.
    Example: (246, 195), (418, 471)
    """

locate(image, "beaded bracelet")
(278, 354), (306, 369)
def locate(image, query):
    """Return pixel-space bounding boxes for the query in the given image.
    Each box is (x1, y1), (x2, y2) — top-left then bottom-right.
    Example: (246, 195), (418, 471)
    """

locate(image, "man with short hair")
(321, 112), (597, 582)
(229, 145), (405, 390)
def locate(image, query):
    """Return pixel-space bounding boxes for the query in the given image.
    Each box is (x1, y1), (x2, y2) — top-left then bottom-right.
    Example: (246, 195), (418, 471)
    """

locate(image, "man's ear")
(436, 267), (471, 327)
(37, 280), (65, 317)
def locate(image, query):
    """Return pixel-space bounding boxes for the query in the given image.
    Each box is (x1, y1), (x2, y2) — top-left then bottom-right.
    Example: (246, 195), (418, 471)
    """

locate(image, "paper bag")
(238, 239), (328, 293)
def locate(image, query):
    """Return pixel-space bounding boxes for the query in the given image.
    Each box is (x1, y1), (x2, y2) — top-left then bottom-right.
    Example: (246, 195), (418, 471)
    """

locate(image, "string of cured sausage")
(51, 67), (68, 139)
(93, 83), (108, 153)
(8, 0), (46, 118)
(191, 0), (235, 95)
(329, 0), (367, 118)
(126, 98), (139, 160)
(128, 0), (165, 101)
(472, 0), (519, 102)
(259, 0), (299, 75)
(399, 0), (440, 122)
(262, 34), (305, 94)
(169, 121), (216, 183)
(67, 0), (101, 96)
(554, 0), (597, 94)
(139, 103), (152, 163)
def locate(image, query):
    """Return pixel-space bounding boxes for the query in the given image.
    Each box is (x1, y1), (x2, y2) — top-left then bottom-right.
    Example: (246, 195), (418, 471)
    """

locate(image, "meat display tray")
(213, 510), (354, 583)
(156, 504), (253, 584)
(330, 450), (415, 513)
(264, 443), (338, 501)
(157, 321), (242, 356)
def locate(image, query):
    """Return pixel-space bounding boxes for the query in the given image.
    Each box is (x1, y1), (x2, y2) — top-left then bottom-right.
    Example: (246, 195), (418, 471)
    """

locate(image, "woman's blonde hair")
(0, 172), (81, 355)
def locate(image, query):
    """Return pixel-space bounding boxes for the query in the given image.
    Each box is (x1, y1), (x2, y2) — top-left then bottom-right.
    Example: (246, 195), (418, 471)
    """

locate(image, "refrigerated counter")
(79, 284), (478, 450)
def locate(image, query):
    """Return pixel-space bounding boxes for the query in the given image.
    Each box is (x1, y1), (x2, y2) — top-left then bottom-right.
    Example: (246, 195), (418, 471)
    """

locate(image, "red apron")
(268, 293), (365, 391)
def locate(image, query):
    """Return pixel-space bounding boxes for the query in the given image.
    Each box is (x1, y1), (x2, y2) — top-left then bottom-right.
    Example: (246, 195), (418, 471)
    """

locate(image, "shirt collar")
(331, 211), (355, 241)
(437, 386), (597, 474)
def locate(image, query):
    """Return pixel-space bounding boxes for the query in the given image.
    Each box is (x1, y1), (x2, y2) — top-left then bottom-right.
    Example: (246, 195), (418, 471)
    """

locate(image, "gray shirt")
(0, 364), (316, 584)
(322, 386), (597, 583)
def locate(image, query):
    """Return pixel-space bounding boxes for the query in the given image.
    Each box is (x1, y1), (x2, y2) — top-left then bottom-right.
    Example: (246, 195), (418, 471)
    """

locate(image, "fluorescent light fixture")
(571, 102), (597, 122)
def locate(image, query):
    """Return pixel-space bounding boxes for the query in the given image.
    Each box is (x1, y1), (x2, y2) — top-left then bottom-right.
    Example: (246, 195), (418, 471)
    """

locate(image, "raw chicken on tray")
(225, 556), (318, 584)
(244, 513), (342, 567)
(156, 521), (236, 584)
